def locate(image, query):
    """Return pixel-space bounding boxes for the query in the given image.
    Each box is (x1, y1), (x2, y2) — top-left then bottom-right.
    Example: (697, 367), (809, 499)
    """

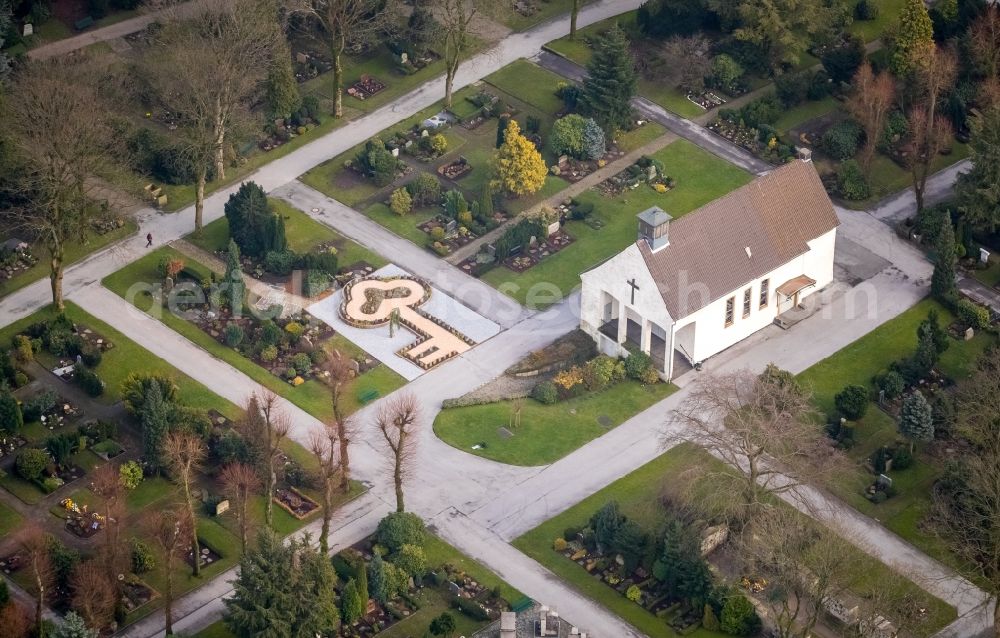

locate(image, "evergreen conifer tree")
(0, 386), (23, 433)
(141, 382), (170, 472)
(267, 39), (302, 120)
(580, 25), (637, 135)
(891, 0), (934, 75)
(900, 390), (934, 451)
(931, 209), (957, 304)
(224, 239), (245, 315)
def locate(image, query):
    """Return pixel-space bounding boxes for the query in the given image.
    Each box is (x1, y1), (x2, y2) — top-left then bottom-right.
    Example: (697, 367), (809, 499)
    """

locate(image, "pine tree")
(357, 559), (369, 603)
(53, 612), (98, 638)
(266, 39), (302, 120)
(900, 390), (934, 451)
(224, 239), (245, 316)
(0, 386), (23, 433)
(931, 209), (957, 304)
(268, 213), (287, 253)
(590, 501), (625, 552)
(341, 579), (364, 624)
(479, 182), (494, 218)
(956, 107), (1000, 232)
(891, 0), (934, 75)
(491, 120), (547, 197)
(223, 181), (271, 257)
(140, 382), (170, 472)
(580, 24), (637, 136)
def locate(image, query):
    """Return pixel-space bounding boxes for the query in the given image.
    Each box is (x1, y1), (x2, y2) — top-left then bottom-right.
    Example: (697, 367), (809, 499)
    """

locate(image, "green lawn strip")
(637, 78), (703, 119)
(0, 219), (138, 299)
(797, 297), (996, 574)
(364, 202), (440, 245)
(101, 248), (405, 421)
(834, 143), (971, 210)
(849, 0), (904, 42)
(774, 96), (839, 134)
(482, 139), (752, 305)
(0, 474), (46, 505)
(484, 59), (568, 114)
(514, 444), (956, 637)
(194, 621), (236, 638)
(616, 122), (669, 153)
(0, 500), (24, 536)
(433, 380), (676, 466)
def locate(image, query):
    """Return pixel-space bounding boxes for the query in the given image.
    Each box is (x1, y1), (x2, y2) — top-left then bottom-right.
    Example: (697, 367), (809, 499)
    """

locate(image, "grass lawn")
(849, 0), (905, 42)
(484, 59), (568, 114)
(101, 247), (405, 421)
(482, 139), (752, 306)
(0, 474), (47, 505)
(194, 622), (235, 638)
(797, 297), (996, 572)
(0, 500), (24, 536)
(185, 198), (387, 269)
(514, 443), (957, 637)
(971, 253), (1000, 289)
(0, 302), (238, 417)
(434, 380), (676, 465)
(0, 219), (138, 299)
(774, 96), (840, 134)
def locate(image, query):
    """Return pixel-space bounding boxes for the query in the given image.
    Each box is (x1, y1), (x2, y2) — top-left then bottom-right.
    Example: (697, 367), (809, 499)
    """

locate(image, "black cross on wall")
(627, 278), (639, 305)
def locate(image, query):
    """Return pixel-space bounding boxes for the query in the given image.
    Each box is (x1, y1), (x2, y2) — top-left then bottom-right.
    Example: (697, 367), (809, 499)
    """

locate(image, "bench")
(74, 16), (95, 30)
(357, 388), (379, 404)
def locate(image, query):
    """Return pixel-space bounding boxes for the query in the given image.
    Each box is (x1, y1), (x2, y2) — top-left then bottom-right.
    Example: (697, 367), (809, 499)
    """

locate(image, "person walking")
(146, 232), (153, 247)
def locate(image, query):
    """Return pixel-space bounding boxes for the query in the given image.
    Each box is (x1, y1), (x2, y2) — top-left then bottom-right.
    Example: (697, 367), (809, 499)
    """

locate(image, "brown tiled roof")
(638, 160), (838, 318)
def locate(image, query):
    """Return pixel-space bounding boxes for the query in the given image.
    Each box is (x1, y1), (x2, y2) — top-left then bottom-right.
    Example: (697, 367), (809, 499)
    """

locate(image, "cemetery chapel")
(579, 158), (839, 380)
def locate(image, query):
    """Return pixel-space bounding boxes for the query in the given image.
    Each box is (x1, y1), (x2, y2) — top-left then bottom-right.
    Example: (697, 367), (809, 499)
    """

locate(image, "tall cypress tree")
(580, 25), (637, 136)
(931, 209), (957, 304)
(891, 0), (934, 75)
(266, 38), (302, 121)
(495, 114), (510, 149)
(0, 386), (23, 433)
(140, 382), (170, 472)
(225, 239), (245, 316)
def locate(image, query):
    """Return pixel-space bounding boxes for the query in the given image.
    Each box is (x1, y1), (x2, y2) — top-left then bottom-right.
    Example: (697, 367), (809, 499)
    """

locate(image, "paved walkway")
(446, 130), (679, 264)
(959, 276), (1000, 316)
(27, 0), (202, 60)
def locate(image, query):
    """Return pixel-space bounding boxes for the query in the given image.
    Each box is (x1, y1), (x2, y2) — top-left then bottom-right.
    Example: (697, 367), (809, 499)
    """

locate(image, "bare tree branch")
(376, 392), (421, 512)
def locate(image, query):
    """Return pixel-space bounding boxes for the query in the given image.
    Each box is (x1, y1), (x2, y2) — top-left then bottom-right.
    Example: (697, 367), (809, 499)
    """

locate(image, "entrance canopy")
(776, 275), (816, 298)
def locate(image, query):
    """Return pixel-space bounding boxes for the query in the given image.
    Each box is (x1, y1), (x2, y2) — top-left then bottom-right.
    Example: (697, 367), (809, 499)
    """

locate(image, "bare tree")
(0, 600), (33, 638)
(16, 524), (53, 636)
(906, 46), (957, 212)
(376, 392), (421, 512)
(143, 0), (278, 229)
(846, 62), (896, 171)
(69, 559), (117, 631)
(162, 430), (207, 577)
(295, 0), (397, 118)
(309, 425), (341, 554)
(569, 0), (579, 40)
(1, 57), (121, 309)
(146, 505), (193, 636)
(220, 462), (262, 554)
(665, 366), (849, 525)
(970, 5), (1000, 80)
(658, 35), (712, 94)
(325, 354), (356, 492)
(737, 507), (864, 638)
(90, 463), (127, 583)
(241, 390), (291, 526)
(437, 0), (507, 107)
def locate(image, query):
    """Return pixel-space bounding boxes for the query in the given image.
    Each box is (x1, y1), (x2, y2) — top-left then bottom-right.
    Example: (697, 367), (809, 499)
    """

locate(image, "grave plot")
(347, 74), (387, 101)
(0, 238), (38, 283)
(309, 264), (500, 381)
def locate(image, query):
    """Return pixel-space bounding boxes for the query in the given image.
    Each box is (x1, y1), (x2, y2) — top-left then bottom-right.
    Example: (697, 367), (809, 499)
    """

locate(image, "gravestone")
(348, 359), (360, 374)
(547, 221), (560, 237)
(391, 147), (400, 157)
(980, 247), (990, 265)
(646, 164), (658, 181)
(448, 581), (462, 596)
(400, 52), (408, 64)
(529, 235), (537, 247)
(497, 426), (514, 439)
(876, 473), (892, 489)
(486, 244), (497, 259)
(215, 499), (230, 516)
(421, 129), (430, 138)
(163, 276), (174, 292)
(445, 219), (458, 234)
(296, 52), (308, 64)
(965, 327), (974, 341)
(23, 23), (33, 37)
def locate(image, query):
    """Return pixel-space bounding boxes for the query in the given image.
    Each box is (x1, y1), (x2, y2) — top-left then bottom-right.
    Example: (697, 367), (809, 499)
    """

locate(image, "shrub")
(553, 537), (568, 551)
(390, 187), (413, 216)
(430, 226), (446, 241)
(119, 460), (143, 490)
(16, 448), (49, 481)
(259, 321), (283, 347)
(428, 133), (448, 156)
(808, 69), (832, 100)
(80, 346), (102, 367)
(892, 446), (913, 470)
(583, 355), (624, 391)
(74, 363), (104, 397)
(879, 110), (909, 152)
(855, 0), (879, 20)
(12, 335), (34, 363)
(355, 138), (399, 186)
(822, 120), (863, 160)
(259, 345), (279, 362)
(284, 322), (304, 340)
(835, 385), (869, 420)
(710, 54), (744, 88)
(720, 595), (761, 636)
(739, 94), (782, 129)
(877, 370), (906, 399)
(640, 366), (661, 384)
(451, 596), (489, 621)
(443, 189), (468, 218)
(225, 323), (245, 347)
(264, 250), (298, 276)
(626, 584), (642, 603)
(957, 299), (990, 329)
(775, 71), (810, 107)
(532, 380), (558, 404)
(392, 544), (427, 576)
(821, 34), (866, 84)
(550, 114), (588, 159)
(624, 351), (653, 379)
(291, 352), (313, 375)
(406, 173), (442, 206)
(23, 389), (57, 422)
(0, 388), (24, 433)
(837, 159), (870, 200)
(131, 538), (156, 574)
(376, 512), (427, 553)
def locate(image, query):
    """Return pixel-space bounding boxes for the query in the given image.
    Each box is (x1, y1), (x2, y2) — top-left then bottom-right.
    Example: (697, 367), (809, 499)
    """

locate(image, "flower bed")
(500, 230), (574, 273)
(185, 539), (223, 568)
(0, 240), (38, 283)
(273, 486), (320, 520)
